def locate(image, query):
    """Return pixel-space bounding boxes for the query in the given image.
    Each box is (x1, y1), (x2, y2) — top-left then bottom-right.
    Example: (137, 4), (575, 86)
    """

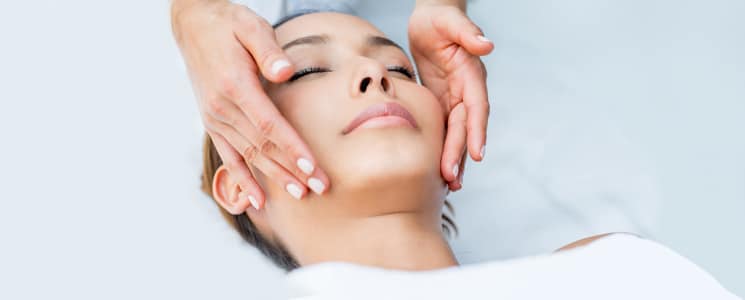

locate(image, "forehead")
(274, 12), (386, 46)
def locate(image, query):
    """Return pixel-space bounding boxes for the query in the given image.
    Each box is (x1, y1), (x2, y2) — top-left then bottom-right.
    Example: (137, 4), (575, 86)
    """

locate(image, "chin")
(332, 131), (441, 192)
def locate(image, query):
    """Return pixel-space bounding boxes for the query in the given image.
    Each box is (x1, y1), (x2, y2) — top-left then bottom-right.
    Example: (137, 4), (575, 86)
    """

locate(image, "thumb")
(432, 9), (494, 57)
(233, 8), (293, 82)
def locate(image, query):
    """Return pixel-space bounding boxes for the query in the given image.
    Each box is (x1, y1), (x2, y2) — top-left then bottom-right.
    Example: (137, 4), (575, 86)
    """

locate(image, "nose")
(350, 59), (395, 98)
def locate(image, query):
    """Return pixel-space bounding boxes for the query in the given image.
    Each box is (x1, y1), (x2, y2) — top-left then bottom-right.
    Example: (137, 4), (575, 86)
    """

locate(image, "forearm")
(415, 0), (466, 12)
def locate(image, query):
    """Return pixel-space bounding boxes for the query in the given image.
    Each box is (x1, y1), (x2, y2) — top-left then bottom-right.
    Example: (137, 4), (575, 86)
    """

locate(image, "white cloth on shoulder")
(286, 234), (740, 300)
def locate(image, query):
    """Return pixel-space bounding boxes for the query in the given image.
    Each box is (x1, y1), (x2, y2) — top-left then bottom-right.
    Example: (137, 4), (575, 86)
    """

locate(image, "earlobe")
(212, 166), (251, 215)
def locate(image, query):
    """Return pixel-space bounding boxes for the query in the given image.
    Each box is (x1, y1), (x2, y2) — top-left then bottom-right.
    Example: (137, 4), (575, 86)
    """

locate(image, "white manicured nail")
(296, 158), (314, 175)
(248, 195), (259, 210)
(477, 35), (491, 43)
(286, 183), (303, 200)
(271, 59), (291, 76)
(480, 144), (486, 159)
(307, 177), (326, 194)
(452, 164), (459, 178)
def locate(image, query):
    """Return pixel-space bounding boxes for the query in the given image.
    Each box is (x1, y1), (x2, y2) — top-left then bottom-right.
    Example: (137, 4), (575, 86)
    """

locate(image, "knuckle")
(243, 144), (259, 164)
(237, 12), (269, 37)
(257, 138), (275, 155)
(256, 17), (272, 30)
(243, 17), (262, 35)
(206, 100), (227, 119)
(256, 118), (275, 137)
(212, 103), (228, 119)
(230, 5), (252, 24)
(208, 104), (234, 126)
(217, 75), (240, 99)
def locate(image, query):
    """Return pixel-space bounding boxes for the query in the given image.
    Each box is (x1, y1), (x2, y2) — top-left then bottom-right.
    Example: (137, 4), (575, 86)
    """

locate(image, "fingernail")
(307, 177), (326, 195)
(296, 158), (315, 175)
(271, 59), (291, 76)
(452, 164), (459, 178)
(248, 194), (260, 210)
(286, 183), (303, 200)
(480, 144), (486, 159)
(477, 35), (491, 43)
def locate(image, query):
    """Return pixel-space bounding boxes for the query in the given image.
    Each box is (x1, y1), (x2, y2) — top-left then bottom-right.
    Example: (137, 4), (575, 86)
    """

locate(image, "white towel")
(286, 234), (740, 299)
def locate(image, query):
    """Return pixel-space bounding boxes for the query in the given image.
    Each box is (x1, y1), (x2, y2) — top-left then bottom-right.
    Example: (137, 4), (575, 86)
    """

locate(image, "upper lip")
(342, 102), (419, 134)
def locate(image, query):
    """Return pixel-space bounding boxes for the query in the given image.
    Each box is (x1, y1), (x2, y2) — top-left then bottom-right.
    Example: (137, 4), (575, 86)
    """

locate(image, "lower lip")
(355, 116), (415, 131)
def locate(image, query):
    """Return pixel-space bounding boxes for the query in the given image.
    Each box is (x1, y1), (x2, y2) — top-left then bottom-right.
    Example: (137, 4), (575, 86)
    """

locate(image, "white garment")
(285, 234), (740, 300)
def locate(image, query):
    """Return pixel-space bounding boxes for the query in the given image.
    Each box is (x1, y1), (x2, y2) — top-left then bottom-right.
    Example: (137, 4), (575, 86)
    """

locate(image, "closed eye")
(289, 67), (331, 82)
(288, 65), (416, 82)
(387, 66), (416, 80)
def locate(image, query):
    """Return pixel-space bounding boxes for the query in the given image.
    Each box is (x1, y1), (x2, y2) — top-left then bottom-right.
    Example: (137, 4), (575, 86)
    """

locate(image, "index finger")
(233, 74), (324, 185)
(462, 58), (489, 161)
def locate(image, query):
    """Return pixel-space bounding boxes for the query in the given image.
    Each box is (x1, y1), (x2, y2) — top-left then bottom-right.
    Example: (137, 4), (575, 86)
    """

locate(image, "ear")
(212, 165), (252, 215)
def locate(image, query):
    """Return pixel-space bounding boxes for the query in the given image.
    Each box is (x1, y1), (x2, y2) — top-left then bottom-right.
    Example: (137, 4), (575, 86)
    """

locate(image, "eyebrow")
(281, 34), (404, 52)
(281, 34), (329, 50)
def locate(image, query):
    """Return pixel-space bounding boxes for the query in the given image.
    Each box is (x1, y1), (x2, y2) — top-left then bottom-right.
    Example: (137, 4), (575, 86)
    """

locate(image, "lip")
(342, 102), (419, 135)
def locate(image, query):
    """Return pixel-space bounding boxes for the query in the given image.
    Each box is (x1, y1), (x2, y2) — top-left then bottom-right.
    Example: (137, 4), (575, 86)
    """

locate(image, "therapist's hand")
(171, 0), (330, 210)
(409, 2), (493, 191)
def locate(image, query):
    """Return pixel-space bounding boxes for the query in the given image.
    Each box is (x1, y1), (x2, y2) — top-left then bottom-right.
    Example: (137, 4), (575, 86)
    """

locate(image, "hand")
(171, 0), (330, 210)
(408, 4), (493, 191)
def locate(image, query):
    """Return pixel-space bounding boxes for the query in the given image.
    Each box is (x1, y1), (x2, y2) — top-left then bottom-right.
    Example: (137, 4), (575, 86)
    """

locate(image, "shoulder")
(554, 232), (642, 252)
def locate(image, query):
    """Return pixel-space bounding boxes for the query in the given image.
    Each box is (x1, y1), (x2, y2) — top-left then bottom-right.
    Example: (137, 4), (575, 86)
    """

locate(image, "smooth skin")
(170, 0), (492, 210)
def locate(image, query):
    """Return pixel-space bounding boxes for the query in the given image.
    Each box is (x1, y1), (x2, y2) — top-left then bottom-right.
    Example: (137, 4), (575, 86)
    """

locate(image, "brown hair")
(200, 134), (456, 271)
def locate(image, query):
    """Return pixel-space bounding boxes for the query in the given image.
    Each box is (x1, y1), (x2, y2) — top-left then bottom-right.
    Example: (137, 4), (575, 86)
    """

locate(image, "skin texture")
(170, 0), (492, 211)
(211, 13), (459, 270)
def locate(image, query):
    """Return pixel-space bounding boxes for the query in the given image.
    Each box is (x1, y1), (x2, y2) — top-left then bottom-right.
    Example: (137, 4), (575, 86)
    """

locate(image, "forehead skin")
(275, 12), (387, 49)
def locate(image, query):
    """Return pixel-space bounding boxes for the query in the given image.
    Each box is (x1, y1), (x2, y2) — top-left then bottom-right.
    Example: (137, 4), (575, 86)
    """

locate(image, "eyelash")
(288, 66), (416, 82)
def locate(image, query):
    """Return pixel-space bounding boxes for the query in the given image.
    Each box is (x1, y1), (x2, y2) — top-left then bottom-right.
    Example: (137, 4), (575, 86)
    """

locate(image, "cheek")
(268, 82), (349, 166)
(403, 84), (446, 152)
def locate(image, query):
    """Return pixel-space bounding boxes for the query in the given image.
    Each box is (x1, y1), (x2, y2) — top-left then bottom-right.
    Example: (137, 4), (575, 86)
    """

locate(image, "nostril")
(360, 77), (372, 93)
(381, 77), (390, 92)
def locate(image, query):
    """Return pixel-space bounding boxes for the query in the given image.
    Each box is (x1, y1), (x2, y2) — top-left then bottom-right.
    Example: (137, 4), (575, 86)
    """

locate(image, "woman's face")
(265, 12), (445, 189)
(234, 12), (448, 246)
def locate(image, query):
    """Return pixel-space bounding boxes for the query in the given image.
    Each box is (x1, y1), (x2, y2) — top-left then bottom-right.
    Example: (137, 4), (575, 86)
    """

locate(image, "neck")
(296, 211), (458, 270)
(278, 177), (458, 271)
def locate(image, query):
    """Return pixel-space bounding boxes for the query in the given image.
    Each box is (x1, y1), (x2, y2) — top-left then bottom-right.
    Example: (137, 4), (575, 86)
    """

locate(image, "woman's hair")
(200, 135), (457, 271)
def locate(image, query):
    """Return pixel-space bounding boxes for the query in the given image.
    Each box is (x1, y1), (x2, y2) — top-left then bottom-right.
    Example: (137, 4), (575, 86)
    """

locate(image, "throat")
(293, 211), (459, 271)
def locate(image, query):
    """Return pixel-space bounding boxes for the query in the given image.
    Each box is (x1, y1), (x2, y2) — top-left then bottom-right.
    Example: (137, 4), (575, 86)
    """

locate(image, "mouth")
(342, 102), (419, 135)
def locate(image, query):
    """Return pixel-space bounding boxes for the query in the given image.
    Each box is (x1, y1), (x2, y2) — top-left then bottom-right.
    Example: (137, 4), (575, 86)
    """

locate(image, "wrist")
(170, 0), (226, 42)
(171, 0), (222, 19)
(415, 0), (466, 12)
